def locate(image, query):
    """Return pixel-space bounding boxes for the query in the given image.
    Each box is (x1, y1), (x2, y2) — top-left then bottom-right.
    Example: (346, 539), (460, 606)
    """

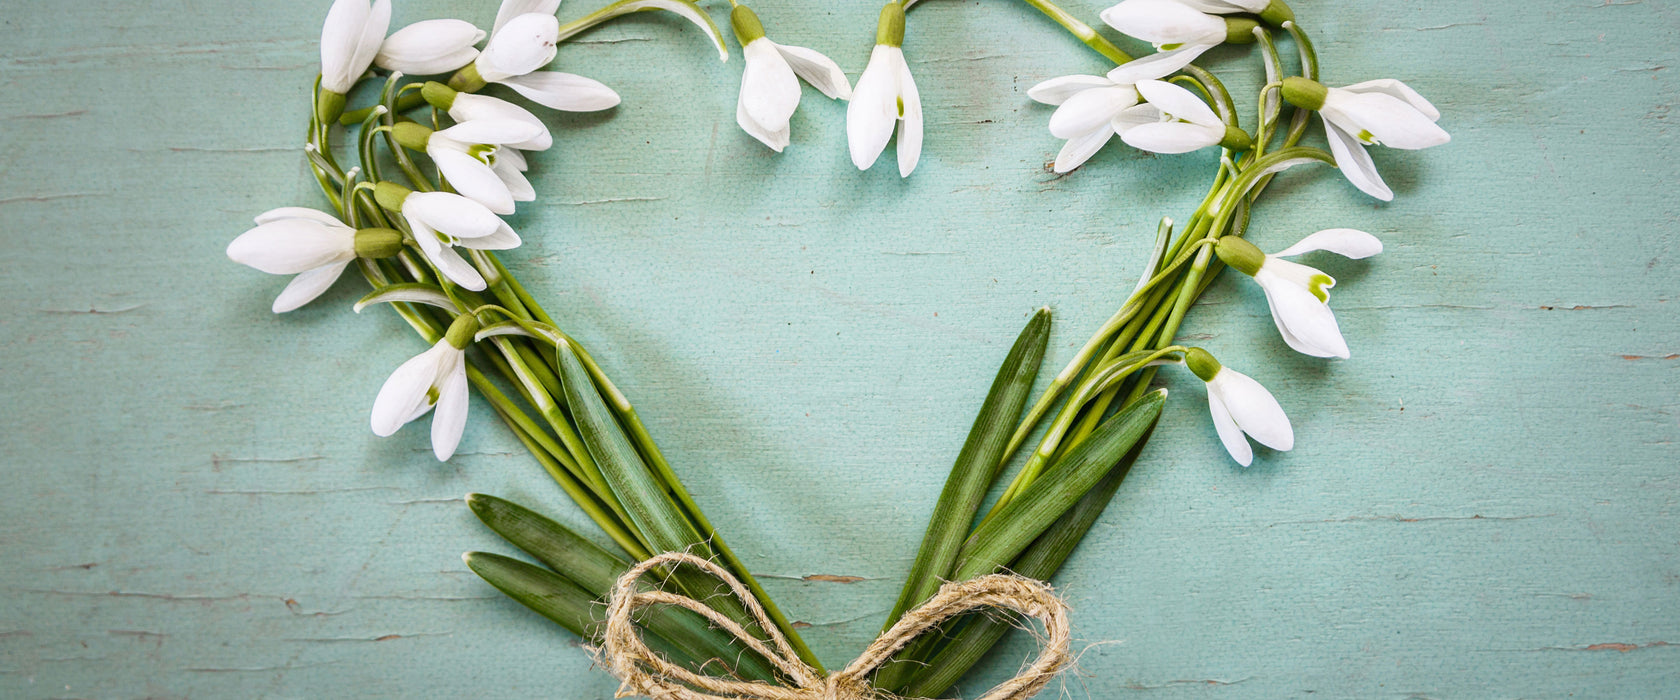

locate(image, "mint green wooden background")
(3, 0), (1677, 697)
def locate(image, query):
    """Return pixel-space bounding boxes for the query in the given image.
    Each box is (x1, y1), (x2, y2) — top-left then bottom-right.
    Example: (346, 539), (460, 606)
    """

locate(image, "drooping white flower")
(319, 0), (392, 95)
(468, 10), (621, 112)
(375, 19), (486, 76)
(371, 315), (479, 461)
(1026, 55), (1188, 172)
(1282, 77), (1449, 201)
(1215, 229), (1384, 359)
(730, 6), (852, 152)
(1117, 79), (1247, 154)
(848, 1), (921, 177)
(1100, 0), (1247, 80)
(1183, 348), (1293, 467)
(373, 183), (522, 292)
(425, 83), (553, 151)
(392, 120), (545, 215)
(227, 208), (403, 313)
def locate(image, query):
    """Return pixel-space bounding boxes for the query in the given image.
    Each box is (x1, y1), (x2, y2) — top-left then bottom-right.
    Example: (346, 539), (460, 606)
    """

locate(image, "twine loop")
(600, 552), (1072, 700)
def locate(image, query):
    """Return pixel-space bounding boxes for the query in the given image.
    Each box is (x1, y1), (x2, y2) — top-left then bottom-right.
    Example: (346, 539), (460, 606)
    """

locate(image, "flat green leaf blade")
(556, 341), (706, 555)
(950, 389), (1165, 582)
(883, 308), (1051, 633)
(468, 492), (630, 594)
(901, 422), (1157, 698)
(464, 551), (603, 640)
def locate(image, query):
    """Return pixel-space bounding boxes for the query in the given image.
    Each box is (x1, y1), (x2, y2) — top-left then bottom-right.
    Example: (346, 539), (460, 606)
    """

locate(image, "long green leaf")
(950, 389), (1165, 581)
(882, 308), (1051, 633)
(901, 422), (1158, 698)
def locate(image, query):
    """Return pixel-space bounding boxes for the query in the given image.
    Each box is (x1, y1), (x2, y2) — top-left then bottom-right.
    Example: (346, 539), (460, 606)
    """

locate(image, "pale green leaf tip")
(461, 552), (475, 565)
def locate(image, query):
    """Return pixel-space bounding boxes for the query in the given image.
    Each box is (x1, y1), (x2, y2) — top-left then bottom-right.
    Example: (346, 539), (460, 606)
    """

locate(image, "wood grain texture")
(1, 0), (1676, 697)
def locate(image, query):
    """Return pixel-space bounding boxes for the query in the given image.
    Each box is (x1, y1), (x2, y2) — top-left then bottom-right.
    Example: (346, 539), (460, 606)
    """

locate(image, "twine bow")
(601, 552), (1073, 700)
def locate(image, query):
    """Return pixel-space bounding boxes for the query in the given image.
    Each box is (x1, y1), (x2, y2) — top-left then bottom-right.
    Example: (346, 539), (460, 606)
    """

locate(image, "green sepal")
(447, 62), (488, 93)
(390, 121), (433, 152)
(875, 1), (905, 47)
(1259, 0), (1295, 26)
(1224, 17), (1261, 44)
(421, 81), (458, 111)
(1213, 236), (1266, 277)
(316, 88), (348, 124)
(1281, 76), (1327, 111)
(1219, 125), (1254, 152)
(373, 181), (413, 212)
(352, 228), (404, 259)
(730, 5), (766, 45)
(443, 314), (482, 350)
(1184, 347), (1222, 382)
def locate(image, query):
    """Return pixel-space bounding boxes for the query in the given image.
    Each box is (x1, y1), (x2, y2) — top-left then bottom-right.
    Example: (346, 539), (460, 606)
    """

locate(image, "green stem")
(904, 0), (1131, 65)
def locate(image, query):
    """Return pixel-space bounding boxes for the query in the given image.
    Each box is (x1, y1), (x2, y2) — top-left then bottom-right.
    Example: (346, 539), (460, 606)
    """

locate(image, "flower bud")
(1214, 236), (1266, 276)
(1219, 125), (1253, 151)
(1281, 76), (1327, 111)
(731, 4), (767, 45)
(353, 227), (405, 259)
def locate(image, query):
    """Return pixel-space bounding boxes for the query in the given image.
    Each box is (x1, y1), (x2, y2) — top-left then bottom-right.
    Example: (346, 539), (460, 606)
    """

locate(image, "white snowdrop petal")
(1028, 74), (1113, 106)
(1326, 91), (1449, 150)
(740, 38), (801, 134)
(254, 206), (347, 227)
(1106, 45), (1205, 85)
(1322, 117), (1393, 201)
(1120, 121), (1222, 154)
(480, 13), (560, 77)
(227, 220), (356, 275)
(405, 192), (502, 238)
(847, 45), (900, 170)
(348, 0), (392, 89)
(494, 0), (562, 35)
(1258, 270), (1351, 359)
(451, 94), (550, 149)
(1276, 229), (1384, 259)
(1049, 85), (1138, 139)
(492, 155), (536, 201)
(498, 72), (622, 111)
(1100, 0), (1225, 45)
(1212, 369), (1294, 452)
(1112, 103), (1162, 133)
(896, 56), (922, 178)
(1135, 79), (1220, 126)
(1053, 126), (1114, 173)
(461, 221), (523, 250)
(319, 0), (371, 92)
(738, 95), (791, 151)
(1206, 389), (1253, 467)
(375, 19), (486, 75)
(1177, 0), (1268, 12)
(271, 261), (351, 313)
(774, 42), (853, 100)
(371, 344), (447, 437)
(1340, 78), (1440, 121)
(425, 244), (489, 291)
(438, 118), (546, 146)
(432, 149), (516, 215)
(430, 358), (470, 461)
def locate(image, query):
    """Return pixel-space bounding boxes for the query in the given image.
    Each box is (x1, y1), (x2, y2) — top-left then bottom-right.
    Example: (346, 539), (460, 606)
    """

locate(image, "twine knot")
(600, 552), (1073, 700)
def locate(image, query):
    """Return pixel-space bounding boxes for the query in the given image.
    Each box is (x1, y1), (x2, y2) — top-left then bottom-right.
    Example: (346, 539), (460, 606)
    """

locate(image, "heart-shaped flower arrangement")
(228, 0), (1446, 696)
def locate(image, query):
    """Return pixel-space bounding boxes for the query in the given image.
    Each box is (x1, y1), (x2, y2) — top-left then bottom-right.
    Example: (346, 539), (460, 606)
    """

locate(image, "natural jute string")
(600, 551), (1072, 700)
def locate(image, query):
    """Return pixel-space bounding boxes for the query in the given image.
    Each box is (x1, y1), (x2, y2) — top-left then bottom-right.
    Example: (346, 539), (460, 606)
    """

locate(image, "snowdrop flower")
(372, 314), (479, 461)
(227, 208), (403, 313)
(1026, 56), (1187, 172)
(1099, 0), (1257, 80)
(1282, 77), (1449, 201)
(374, 19), (486, 76)
(730, 5), (852, 152)
(450, 2), (621, 112)
(1117, 79), (1251, 154)
(1214, 229), (1384, 359)
(391, 120), (545, 215)
(423, 82), (553, 151)
(373, 182), (522, 292)
(1183, 348), (1292, 467)
(317, 0), (392, 120)
(848, 1), (921, 177)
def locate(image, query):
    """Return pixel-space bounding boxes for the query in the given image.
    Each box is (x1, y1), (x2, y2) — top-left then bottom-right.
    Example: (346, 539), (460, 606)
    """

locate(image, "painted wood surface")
(2, 0), (1677, 697)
